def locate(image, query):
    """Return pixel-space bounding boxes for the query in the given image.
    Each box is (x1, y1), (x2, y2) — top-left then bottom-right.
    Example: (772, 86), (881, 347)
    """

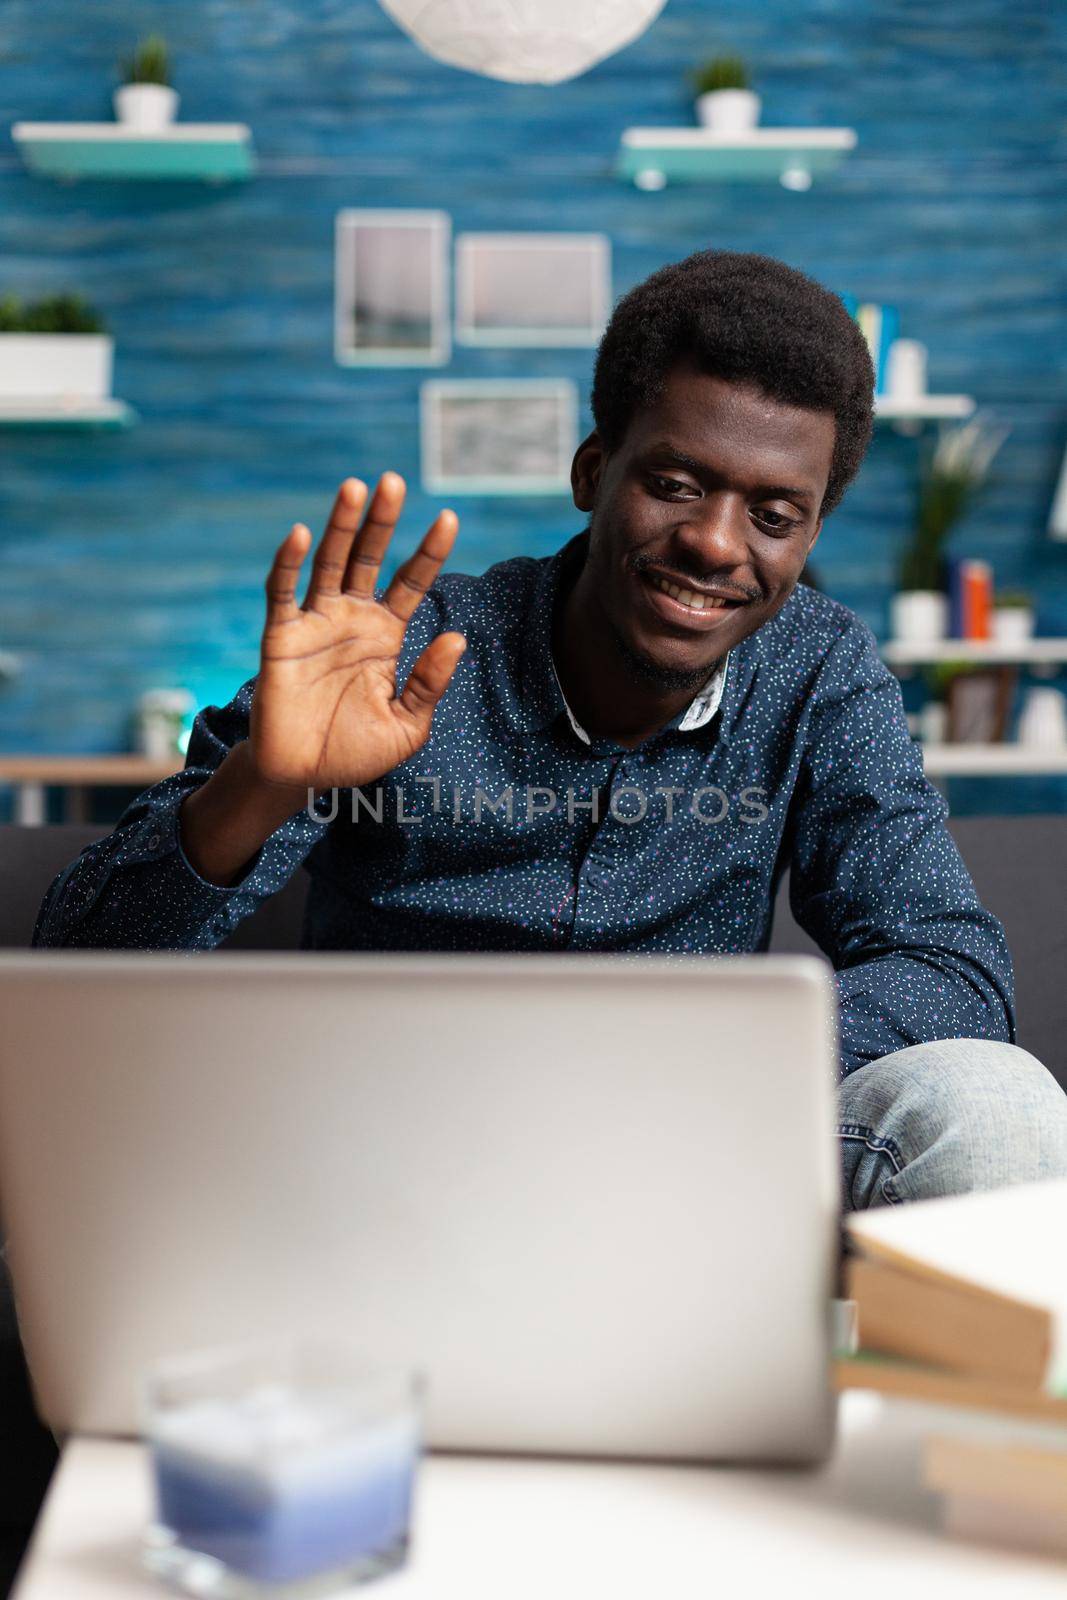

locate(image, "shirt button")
(147, 834), (161, 850)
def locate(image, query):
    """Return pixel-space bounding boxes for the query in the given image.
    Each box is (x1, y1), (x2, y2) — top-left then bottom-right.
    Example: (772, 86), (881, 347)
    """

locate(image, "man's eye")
(650, 475), (696, 498)
(754, 509), (798, 534)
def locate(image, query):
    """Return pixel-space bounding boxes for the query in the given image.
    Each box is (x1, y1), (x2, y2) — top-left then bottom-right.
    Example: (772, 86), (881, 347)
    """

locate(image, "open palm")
(249, 473), (466, 792)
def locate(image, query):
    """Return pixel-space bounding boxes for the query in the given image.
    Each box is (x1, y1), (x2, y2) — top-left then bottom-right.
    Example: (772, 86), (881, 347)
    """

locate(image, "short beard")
(608, 616), (716, 694)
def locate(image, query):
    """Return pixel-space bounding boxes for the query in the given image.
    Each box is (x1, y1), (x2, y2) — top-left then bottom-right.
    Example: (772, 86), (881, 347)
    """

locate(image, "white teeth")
(651, 574), (730, 611)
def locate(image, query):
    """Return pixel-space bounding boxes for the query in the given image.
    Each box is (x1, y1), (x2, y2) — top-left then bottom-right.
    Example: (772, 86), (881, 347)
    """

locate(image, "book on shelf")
(947, 557), (993, 640)
(840, 295), (899, 395)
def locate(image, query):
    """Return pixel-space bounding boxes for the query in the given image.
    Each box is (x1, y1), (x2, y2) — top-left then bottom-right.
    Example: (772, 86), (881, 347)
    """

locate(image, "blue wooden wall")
(1, 0), (1066, 816)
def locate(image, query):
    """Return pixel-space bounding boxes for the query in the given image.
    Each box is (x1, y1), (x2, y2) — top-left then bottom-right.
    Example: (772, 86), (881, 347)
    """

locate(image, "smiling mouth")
(646, 572), (746, 613)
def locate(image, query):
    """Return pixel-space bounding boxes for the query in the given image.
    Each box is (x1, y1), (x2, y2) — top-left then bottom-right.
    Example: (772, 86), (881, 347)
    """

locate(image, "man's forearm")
(835, 948), (1015, 1079)
(179, 741), (315, 887)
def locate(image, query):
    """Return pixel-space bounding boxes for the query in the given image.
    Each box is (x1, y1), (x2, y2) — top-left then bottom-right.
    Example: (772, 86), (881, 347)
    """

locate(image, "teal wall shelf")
(10, 123), (255, 182)
(0, 399), (138, 429)
(617, 127), (856, 190)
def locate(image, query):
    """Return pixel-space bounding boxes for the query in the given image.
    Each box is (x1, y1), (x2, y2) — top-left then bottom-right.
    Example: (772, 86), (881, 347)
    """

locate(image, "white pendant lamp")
(378, 0), (668, 85)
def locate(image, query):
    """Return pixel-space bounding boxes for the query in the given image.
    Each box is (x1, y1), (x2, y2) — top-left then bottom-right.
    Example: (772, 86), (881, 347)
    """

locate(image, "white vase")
(884, 339), (928, 404)
(890, 590), (948, 644)
(992, 607), (1034, 645)
(0, 334), (113, 401)
(695, 89), (761, 133)
(919, 701), (948, 745)
(1017, 688), (1067, 747)
(113, 84), (180, 129)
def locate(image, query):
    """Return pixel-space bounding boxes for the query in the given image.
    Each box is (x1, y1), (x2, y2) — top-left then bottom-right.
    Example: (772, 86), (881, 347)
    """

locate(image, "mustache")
(630, 552), (759, 604)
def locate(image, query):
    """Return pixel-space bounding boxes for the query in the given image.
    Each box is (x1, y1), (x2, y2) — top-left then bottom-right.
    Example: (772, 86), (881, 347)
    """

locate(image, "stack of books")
(840, 293), (900, 396)
(835, 1177), (1067, 1558)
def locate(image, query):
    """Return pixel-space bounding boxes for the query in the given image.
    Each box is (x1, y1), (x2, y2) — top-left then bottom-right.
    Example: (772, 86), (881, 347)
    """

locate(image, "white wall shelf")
(11, 123), (255, 182)
(0, 398), (137, 429)
(616, 127), (856, 190)
(918, 742), (1067, 777)
(882, 639), (1067, 667)
(873, 393), (976, 435)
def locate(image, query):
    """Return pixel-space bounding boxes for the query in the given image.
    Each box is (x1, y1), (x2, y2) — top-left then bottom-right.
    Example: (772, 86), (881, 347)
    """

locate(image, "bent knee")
(839, 1038), (1067, 1196)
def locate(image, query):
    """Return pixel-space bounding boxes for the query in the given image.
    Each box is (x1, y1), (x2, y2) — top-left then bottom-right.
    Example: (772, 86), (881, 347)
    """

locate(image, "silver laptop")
(0, 951), (839, 1463)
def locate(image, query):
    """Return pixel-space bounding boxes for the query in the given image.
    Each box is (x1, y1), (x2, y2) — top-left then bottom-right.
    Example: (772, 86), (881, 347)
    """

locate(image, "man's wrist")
(179, 743), (315, 888)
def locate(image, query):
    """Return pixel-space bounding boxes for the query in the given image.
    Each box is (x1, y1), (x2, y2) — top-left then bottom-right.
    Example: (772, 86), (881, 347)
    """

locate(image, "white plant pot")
(0, 334), (113, 401)
(695, 89), (761, 133)
(919, 701), (948, 745)
(992, 607), (1034, 645)
(113, 84), (180, 129)
(890, 590), (948, 644)
(1017, 688), (1067, 747)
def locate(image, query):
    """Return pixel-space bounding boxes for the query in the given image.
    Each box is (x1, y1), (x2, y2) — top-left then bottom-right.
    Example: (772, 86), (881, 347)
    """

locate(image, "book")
(925, 1435), (1067, 1556)
(844, 1254), (1050, 1388)
(938, 1490), (1067, 1558)
(962, 559), (992, 639)
(924, 1433), (1067, 1512)
(839, 296), (901, 394)
(947, 557), (994, 640)
(833, 1352), (1067, 1426)
(875, 305), (900, 397)
(844, 1176), (1067, 1395)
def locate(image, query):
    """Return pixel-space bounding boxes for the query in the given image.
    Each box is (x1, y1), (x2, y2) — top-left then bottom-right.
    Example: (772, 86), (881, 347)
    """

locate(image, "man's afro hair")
(591, 250), (875, 518)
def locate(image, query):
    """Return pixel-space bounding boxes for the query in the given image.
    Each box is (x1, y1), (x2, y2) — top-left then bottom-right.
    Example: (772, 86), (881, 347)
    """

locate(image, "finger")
(265, 524), (312, 625)
(397, 631), (466, 727)
(302, 477), (368, 609)
(341, 471), (407, 599)
(382, 509), (459, 624)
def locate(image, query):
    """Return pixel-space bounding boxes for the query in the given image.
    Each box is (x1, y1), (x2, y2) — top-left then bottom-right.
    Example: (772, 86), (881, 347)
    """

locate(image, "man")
(34, 249), (1067, 1207)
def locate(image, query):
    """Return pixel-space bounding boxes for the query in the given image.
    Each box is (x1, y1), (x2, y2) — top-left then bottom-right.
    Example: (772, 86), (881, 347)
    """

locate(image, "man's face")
(571, 366), (836, 688)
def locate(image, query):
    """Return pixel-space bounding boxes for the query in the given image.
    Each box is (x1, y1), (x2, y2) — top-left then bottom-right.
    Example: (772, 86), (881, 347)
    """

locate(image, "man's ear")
(571, 431), (605, 513)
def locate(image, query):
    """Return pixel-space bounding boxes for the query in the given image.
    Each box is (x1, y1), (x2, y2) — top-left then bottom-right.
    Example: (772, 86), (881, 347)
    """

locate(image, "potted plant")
(992, 588), (1035, 645)
(890, 414), (1009, 644)
(0, 294), (113, 404)
(114, 34), (179, 129)
(690, 56), (760, 133)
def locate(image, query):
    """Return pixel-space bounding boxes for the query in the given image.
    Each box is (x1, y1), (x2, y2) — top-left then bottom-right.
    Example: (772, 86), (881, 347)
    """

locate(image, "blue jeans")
(838, 1039), (1067, 1210)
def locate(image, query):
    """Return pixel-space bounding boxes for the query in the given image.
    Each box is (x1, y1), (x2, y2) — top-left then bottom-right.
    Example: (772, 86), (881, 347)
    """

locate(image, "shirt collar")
(516, 530), (732, 745)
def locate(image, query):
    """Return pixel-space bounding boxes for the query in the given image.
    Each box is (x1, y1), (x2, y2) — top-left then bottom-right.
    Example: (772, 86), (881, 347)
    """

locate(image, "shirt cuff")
(120, 794), (266, 897)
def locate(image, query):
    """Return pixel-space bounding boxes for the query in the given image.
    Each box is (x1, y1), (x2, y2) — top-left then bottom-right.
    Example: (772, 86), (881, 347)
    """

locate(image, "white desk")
(12, 1395), (1066, 1598)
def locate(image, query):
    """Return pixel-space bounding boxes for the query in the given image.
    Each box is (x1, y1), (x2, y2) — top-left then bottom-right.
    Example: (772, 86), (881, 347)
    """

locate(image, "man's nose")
(672, 495), (750, 573)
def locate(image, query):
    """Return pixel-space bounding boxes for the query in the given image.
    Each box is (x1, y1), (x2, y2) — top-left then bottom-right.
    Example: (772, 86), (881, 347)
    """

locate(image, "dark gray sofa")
(2, 817), (1064, 1085)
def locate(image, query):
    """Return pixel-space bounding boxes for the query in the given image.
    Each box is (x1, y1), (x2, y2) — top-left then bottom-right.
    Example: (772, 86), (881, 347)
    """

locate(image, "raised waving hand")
(249, 473), (466, 792)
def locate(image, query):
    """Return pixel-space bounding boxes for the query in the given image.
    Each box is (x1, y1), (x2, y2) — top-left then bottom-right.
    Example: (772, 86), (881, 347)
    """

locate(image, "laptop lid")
(0, 951), (839, 1462)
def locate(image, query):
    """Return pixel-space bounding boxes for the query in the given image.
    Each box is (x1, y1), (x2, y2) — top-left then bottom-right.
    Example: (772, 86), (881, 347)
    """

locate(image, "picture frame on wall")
(455, 233), (611, 347)
(334, 209), (451, 365)
(1049, 436), (1067, 539)
(420, 379), (578, 495)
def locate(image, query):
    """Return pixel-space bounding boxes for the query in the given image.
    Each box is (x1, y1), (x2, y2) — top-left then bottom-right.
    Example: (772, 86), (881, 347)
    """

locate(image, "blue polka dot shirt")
(34, 530), (1016, 1078)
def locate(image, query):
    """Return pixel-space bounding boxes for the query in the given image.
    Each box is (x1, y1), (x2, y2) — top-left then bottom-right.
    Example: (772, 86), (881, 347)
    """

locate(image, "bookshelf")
(879, 640), (1067, 776)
